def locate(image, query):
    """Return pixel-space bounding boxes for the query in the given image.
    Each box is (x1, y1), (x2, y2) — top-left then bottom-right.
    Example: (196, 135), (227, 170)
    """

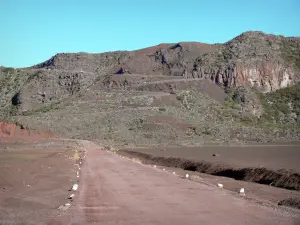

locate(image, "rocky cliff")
(192, 31), (300, 92)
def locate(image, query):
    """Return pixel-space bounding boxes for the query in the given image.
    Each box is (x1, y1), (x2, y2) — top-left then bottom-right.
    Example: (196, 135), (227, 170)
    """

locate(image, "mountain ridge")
(1, 30), (300, 146)
(29, 31), (300, 92)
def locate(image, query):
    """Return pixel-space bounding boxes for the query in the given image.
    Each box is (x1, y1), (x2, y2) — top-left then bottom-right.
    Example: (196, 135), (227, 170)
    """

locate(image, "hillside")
(1, 31), (300, 147)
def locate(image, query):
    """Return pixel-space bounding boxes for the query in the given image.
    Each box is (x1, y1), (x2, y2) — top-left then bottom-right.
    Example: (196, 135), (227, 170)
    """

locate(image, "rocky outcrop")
(191, 61), (295, 92)
(9, 69), (99, 112)
(32, 51), (133, 75)
(191, 32), (300, 92)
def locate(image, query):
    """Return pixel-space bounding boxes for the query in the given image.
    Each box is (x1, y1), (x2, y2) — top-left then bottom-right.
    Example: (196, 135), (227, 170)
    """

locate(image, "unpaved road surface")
(52, 141), (299, 225)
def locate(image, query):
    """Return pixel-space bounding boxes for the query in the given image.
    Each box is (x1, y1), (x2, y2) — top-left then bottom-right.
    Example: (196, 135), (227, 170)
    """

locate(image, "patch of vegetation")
(22, 102), (60, 116)
(35, 103), (60, 113)
(222, 84), (300, 129)
(28, 70), (43, 81)
(257, 82), (300, 125)
(0, 104), (19, 121)
(201, 126), (212, 135)
(1, 67), (15, 74)
(224, 89), (236, 108)
(238, 114), (258, 126)
(222, 87), (260, 126)
(280, 39), (300, 72)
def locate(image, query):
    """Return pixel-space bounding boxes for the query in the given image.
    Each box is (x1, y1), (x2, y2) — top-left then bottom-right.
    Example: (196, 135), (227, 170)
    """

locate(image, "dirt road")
(52, 141), (299, 225)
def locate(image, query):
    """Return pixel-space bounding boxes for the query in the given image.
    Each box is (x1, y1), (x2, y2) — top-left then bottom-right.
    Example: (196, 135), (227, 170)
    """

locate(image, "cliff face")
(191, 32), (300, 92)
(191, 60), (295, 92)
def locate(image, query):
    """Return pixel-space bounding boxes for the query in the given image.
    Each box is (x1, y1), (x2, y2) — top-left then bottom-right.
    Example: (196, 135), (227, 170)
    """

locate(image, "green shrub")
(274, 103), (289, 114)
(257, 82), (300, 124)
(280, 39), (300, 71)
(22, 103), (60, 116)
(1, 67), (15, 74)
(239, 114), (257, 126)
(28, 70), (43, 81)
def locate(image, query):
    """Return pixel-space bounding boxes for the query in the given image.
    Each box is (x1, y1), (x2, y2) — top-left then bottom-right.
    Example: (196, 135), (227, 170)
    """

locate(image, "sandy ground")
(121, 145), (300, 172)
(0, 140), (82, 225)
(119, 144), (300, 209)
(49, 141), (299, 225)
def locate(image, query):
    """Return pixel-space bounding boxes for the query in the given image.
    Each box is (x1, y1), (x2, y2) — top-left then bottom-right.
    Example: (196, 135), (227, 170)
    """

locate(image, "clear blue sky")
(1, 0), (300, 68)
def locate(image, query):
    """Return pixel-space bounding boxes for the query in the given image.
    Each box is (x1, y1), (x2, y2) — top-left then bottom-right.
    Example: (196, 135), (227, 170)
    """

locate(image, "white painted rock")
(153, 165), (156, 168)
(172, 172), (176, 175)
(240, 188), (245, 195)
(217, 183), (223, 188)
(68, 194), (75, 199)
(186, 174), (189, 178)
(58, 203), (71, 210)
(72, 184), (78, 191)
